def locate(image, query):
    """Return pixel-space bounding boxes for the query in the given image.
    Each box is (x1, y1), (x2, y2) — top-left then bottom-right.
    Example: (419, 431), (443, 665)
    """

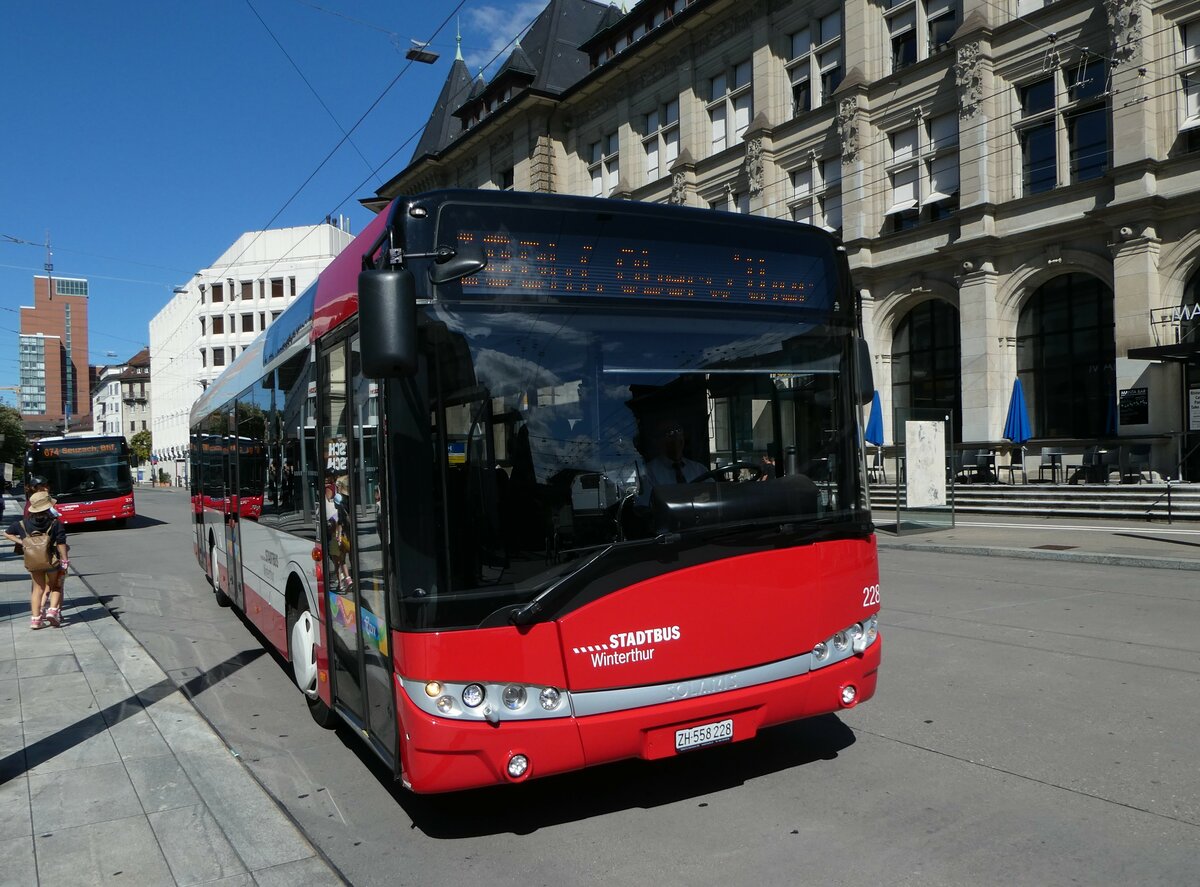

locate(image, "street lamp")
(405, 39), (439, 64)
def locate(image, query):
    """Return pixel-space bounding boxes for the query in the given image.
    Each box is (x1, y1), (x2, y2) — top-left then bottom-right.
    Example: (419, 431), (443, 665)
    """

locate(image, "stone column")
(668, 149), (698, 206)
(1111, 225), (1162, 356)
(957, 260), (1005, 443)
(743, 114), (777, 216)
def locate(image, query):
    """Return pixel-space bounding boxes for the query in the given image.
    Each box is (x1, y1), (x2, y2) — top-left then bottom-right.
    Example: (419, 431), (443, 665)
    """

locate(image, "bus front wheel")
(288, 598), (335, 728)
(209, 545), (230, 607)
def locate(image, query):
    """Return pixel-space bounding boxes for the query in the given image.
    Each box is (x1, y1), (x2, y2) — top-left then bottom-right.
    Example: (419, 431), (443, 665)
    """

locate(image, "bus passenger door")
(319, 337), (366, 726)
(223, 428), (245, 611)
(347, 337), (396, 756)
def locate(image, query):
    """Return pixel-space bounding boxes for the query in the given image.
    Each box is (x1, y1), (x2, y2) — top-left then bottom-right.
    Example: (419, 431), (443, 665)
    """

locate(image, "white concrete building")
(149, 221), (352, 484)
(91, 367), (123, 436)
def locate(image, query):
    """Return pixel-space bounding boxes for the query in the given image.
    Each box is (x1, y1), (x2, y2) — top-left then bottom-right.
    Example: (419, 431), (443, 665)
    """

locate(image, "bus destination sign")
(40, 441), (121, 458)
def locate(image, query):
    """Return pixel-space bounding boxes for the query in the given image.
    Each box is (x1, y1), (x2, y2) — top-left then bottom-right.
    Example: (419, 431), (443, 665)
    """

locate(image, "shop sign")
(1119, 388), (1148, 426)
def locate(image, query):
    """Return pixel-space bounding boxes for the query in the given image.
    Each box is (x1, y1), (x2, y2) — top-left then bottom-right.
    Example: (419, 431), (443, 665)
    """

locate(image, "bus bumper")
(395, 639), (880, 794)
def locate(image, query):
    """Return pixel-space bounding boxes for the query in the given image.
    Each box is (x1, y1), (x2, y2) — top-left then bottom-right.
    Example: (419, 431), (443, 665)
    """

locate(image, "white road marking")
(955, 520), (1200, 536)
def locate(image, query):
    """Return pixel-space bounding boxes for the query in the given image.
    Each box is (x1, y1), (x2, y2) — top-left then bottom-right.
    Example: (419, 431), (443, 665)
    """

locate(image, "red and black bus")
(27, 434), (135, 526)
(191, 190), (881, 793)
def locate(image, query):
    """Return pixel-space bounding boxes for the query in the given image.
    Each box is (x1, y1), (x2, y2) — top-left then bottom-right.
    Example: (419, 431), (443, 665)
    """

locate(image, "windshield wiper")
(508, 543), (616, 626)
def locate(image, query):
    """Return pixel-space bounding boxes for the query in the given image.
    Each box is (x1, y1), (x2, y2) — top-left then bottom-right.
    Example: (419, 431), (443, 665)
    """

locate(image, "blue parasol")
(864, 390), (884, 446)
(1003, 378), (1032, 444)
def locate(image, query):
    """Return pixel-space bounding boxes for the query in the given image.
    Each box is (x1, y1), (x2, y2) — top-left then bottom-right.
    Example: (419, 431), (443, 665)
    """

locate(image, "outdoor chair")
(1071, 446), (1100, 483)
(974, 450), (997, 483)
(953, 449), (978, 483)
(1001, 448), (1026, 484)
(1125, 444), (1151, 483)
(868, 447), (887, 484)
(1099, 447), (1122, 484)
(1037, 447), (1064, 483)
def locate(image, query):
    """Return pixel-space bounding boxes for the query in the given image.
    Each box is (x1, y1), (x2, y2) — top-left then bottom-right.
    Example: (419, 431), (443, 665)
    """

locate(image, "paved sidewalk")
(875, 513), (1200, 571)
(0, 550), (346, 886)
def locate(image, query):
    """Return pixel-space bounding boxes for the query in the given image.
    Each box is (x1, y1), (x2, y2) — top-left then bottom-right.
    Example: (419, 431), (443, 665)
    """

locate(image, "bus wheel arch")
(286, 573), (335, 728)
(208, 534), (230, 607)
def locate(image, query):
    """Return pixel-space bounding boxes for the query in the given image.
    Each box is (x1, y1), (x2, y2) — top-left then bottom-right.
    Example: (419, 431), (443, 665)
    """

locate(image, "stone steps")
(868, 482), (1200, 521)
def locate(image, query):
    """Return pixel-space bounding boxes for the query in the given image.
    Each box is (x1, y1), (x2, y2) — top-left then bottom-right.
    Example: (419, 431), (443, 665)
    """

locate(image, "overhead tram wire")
(153, 3), (541, 370)
(200, 0), (470, 294)
(244, 0), (383, 188)
(147, 1), (471, 371)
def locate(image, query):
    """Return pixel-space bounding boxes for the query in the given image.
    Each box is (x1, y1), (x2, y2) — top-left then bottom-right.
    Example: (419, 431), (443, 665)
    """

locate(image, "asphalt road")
(57, 488), (1200, 886)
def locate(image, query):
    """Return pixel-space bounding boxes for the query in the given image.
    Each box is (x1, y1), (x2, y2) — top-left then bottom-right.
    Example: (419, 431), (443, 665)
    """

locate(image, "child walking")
(5, 491), (69, 629)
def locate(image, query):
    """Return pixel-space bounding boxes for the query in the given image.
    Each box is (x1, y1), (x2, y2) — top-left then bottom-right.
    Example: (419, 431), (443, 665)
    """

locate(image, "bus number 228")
(862, 584), (881, 607)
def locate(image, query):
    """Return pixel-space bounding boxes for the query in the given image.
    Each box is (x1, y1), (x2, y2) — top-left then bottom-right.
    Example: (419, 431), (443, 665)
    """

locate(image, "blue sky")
(0, 0), (553, 401)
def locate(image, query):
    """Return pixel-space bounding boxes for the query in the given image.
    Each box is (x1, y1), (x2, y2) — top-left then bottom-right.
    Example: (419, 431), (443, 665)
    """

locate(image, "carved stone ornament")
(670, 171), (688, 205)
(954, 42), (983, 120)
(745, 137), (765, 195)
(1105, 0), (1142, 65)
(837, 98), (859, 164)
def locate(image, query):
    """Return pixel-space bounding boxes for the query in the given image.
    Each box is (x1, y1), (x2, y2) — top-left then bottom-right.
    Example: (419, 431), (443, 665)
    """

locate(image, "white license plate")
(83, 517), (97, 522)
(675, 718), (734, 752)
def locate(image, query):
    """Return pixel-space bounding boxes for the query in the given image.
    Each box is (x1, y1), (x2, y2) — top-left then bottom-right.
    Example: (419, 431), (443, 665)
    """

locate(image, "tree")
(129, 429), (152, 466)
(0, 404), (28, 483)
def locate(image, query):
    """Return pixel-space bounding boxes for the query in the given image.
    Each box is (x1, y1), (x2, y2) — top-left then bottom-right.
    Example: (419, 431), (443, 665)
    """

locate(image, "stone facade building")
(373, 0), (1200, 479)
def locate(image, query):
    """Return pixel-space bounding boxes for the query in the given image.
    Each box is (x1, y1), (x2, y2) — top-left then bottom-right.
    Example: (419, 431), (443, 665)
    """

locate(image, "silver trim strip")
(571, 651), (812, 717)
(571, 632), (878, 718)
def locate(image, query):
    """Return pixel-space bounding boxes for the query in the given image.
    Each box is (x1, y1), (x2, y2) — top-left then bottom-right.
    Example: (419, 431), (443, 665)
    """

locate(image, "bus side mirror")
(856, 337), (874, 406)
(359, 268), (417, 378)
(429, 243), (487, 284)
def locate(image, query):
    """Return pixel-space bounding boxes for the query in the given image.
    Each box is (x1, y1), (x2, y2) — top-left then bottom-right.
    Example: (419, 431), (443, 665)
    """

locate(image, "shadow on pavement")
(337, 712), (856, 837)
(1114, 532), (1200, 549)
(0, 647), (266, 782)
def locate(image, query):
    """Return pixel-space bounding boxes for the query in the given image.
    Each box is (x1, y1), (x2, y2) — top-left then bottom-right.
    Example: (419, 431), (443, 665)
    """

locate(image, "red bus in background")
(26, 434), (135, 527)
(190, 190), (881, 793)
(193, 434), (265, 520)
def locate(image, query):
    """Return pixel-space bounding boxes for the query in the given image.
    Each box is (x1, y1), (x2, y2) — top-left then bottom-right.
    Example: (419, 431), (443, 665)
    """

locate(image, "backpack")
(22, 519), (59, 573)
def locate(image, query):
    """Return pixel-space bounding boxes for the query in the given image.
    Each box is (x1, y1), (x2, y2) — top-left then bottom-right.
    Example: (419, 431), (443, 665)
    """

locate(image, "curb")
(875, 540), (1200, 572)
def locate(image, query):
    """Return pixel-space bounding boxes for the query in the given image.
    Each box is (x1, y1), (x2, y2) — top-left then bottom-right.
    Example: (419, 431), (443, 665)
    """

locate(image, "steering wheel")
(694, 461), (764, 483)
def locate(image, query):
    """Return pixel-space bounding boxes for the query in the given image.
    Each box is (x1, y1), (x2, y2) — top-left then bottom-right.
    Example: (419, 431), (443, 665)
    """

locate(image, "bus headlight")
(812, 616), (879, 670)
(402, 678), (573, 721)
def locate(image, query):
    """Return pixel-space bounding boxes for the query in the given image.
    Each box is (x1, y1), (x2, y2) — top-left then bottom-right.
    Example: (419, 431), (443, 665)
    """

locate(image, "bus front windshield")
(400, 299), (869, 631)
(32, 447), (132, 501)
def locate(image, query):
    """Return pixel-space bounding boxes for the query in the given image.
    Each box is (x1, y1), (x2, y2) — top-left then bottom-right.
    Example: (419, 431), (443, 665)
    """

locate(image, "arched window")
(1017, 273), (1115, 438)
(892, 299), (962, 442)
(1180, 266), (1200, 344)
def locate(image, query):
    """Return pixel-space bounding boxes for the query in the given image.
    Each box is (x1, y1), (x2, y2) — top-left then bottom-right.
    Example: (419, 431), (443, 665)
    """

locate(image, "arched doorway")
(1016, 273), (1115, 438)
(1181, 267), (1200, 478)
(892, 299), (962, 443)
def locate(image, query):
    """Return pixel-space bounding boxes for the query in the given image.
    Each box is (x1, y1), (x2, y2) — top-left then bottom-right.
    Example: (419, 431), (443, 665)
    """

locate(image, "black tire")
(210, 544), (231, 607)
(288, 596), (336, 728)
(112, 518), (128, 529)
